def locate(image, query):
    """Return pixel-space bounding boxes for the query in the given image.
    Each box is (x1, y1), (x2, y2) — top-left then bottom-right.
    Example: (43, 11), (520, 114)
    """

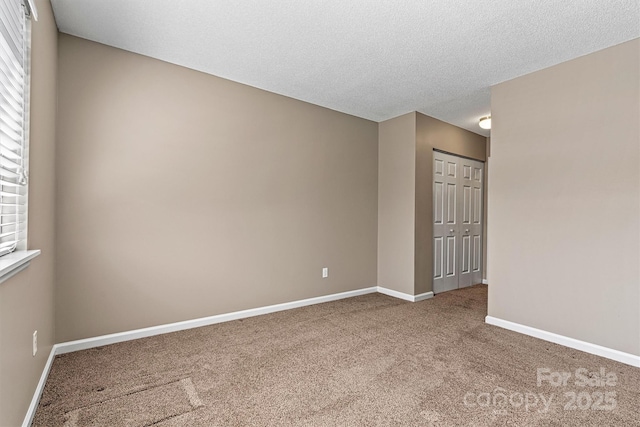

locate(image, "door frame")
(432, 149), (485, 294)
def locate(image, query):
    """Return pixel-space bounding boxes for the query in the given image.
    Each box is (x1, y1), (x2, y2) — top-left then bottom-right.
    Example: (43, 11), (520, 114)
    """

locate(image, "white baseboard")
(56, 287), (378, 355)
(376, 286), (434, 302)
(23, 285), (432, 425)
(22, 345), (57, 427)
(482, 279), (489, 285)
(23, 290), (639, 426)
(413, 291), (435, 302)
(485, 316), (640, 368)
(57, 286), (434, 355)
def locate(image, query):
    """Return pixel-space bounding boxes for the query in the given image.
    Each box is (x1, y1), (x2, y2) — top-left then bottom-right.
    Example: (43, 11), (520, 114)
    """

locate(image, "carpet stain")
(61, 378), (201, 427)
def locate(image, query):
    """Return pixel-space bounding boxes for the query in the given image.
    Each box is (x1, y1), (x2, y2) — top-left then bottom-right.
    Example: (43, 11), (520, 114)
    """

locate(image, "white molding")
(56, 286), (438, 355)
(22, 345), (56, 427)
(0, 250), (40, 285)
(413, 291), (435, 302)
(482, 279), (489, 285)
(56, 287), (378, 354)
(376, 286), (414, 301)
(485, 316), (640, 368)
(376, 286), (433, 302)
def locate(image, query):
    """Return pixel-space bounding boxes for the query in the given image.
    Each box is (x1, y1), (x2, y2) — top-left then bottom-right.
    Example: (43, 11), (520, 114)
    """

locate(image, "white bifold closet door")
(433, 151), (483, 294)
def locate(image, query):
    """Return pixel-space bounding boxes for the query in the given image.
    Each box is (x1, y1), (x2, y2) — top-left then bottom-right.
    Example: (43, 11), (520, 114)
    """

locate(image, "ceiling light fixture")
(479, 116), (491, 130)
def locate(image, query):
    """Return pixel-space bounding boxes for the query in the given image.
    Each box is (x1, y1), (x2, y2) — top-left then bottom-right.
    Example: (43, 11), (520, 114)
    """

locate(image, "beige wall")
(488, 39), (640, 356)
(0, 1), (58, 425)
(55, 35), (378, 342)
(415, 113), (486, 294)
(377, 112), (416, 295)
(377, 112), (485, 295)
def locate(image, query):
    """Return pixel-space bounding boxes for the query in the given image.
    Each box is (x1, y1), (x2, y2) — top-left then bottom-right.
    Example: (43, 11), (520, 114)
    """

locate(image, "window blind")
(0, 0), (29, 257)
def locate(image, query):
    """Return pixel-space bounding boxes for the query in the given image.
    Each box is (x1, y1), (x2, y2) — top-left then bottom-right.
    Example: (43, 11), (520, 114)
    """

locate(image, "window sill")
(0, 250), (41, 284)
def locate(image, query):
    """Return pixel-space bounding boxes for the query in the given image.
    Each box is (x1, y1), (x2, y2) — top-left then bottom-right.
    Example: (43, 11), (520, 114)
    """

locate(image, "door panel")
(463, 165), (471, 179)
(446, 236), (456, 277)
(446, 183), (456, 224)
(447, 161), (456, 178)
(473, 187), (481, 224)
(434, 182), (444, 224)
(434, 237), (443, 279)
(473, 235), (481, 272)
(462, 235), (471, 274)
(463, 186), (471, 224)
(435, 158), (444, 175)
(471, 165), (483, 285)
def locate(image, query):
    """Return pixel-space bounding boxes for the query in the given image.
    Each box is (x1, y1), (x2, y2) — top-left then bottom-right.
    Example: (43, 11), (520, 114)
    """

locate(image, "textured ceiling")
(50, 0), (639, 136)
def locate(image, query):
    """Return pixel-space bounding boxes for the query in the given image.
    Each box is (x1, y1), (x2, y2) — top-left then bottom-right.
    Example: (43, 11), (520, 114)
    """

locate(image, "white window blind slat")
(0, 67), (24, 107)
(0, 191), (27, 199)
(0, 241), (16, 256)
(0, 196), (26, 203)
(0, 131), (22, 153)
(0, 131), (22, 152)
(0, 168), (20, 180)
(0, 0), (24, 31)
(0, 153), (21, 166)
(0, 149), (22, 167)
(1, 1), (24, 41)
(0, 0), (29, 257)
(0, 98), (22, 126)
(0, 62), (24, 96)
(0, 179), (21, 187)
(0, 109), (21, 134)
(0, 200), (26, 207)
(4, 0), (25, 28)
(0, 91), (23, 120)
(0, 228), (19, 239)
(0, 120), (21, 141)
(0, 214), (26, 224)
(0, 54), (23, 83)
(0, 1), (24, 60)
(0, 240), (16, 249)
(0, 67), (24, 103)
(0, 32), (24, 79)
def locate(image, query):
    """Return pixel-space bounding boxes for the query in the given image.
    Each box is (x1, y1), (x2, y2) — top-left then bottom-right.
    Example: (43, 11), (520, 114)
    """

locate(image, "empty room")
(1, 0), (639, 425)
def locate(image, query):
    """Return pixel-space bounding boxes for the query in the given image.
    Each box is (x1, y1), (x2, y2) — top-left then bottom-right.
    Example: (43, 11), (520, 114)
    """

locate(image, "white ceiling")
(50, 0), (639, 136)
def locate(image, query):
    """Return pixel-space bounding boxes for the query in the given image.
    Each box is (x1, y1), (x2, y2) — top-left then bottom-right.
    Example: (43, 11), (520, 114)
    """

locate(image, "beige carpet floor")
(33, 285), (640, 426)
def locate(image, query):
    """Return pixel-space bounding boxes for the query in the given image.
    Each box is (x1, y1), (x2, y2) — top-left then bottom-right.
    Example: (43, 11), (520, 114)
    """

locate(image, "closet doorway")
(433, 150), (484, 294)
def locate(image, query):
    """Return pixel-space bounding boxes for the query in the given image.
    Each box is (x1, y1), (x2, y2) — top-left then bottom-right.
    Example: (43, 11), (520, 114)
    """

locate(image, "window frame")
(0, 0), (40, 282)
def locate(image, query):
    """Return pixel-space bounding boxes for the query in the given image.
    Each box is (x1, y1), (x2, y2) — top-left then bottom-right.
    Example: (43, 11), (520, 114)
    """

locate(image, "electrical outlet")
(322, 267), (328, 278)
(32, 330), (37, 357)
